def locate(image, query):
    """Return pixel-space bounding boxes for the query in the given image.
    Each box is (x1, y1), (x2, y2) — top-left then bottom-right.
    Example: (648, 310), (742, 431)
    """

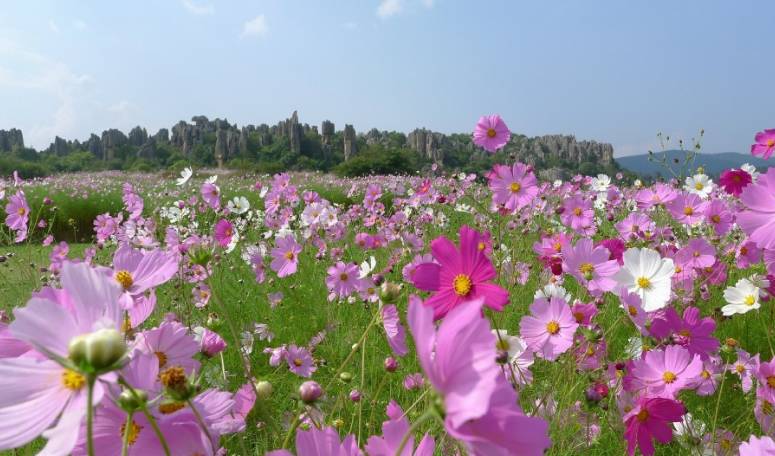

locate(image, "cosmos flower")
(472, 114), (510, 153)
(380, 304), (408, 357)
(214, 219), (235, 248)
(649, 306), (718, 360)
(411, 225), (509, 320)
(730, 349), (759, 393)
(738, 167), (775, 249)
(623, 397), (686, 456)
(487, 162), (539, 211)
(666, 192), (708, 225)
(628, 345), (703, 398)
(134, 320), (201, 373)
(201, 182), (221, 209)
(227, 196), (250, 214)
(722, 278), (762, 316)
(267, 426), (361, 456)
(751, 129), (775, 159)
(326, 262), (362, 300)
(519, 297), (579, 361)
(364, 401), (435, 456)
(285, 345), (316, 378)
(561, 196), (594, 233)
(683, 173), (714, 199)
(562, 238), (619, 294)
(719, 168), (752, 196)
(176, 167), (193, 186)
(270, 235), (302, 278)
(4, 191), (29, 242)
(614, 248), (675, 311)
(739, 435), (775, 455)
(674, 239), (715, 270)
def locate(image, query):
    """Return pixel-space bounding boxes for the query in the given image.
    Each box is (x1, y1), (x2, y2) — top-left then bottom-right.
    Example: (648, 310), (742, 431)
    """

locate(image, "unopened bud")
(299, 381), (323, 403)
(68, 328), (127, 371)
(118, 388), (148, 411)
(339, 372), (353, 383)
(255, 380), (273, 400)
(379, 282), (402, 304)
(384, 356), (398, 373)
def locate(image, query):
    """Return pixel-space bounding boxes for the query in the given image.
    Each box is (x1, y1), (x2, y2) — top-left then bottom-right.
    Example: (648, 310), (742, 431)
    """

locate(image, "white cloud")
(48, 20), (60, 33)
(420, 0), (434, 7)
(241, 15), (268, 37)
(73, 20), (87, 30)
(181, 0), (214, 16)
(377, 0), (403, 18)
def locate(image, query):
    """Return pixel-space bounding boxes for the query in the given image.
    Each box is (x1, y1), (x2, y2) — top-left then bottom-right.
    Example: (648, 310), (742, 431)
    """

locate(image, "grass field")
(0, 169), (772, 455)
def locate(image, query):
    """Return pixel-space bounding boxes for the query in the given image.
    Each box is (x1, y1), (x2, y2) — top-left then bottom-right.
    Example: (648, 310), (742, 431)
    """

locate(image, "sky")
(0, 1), (772, 156)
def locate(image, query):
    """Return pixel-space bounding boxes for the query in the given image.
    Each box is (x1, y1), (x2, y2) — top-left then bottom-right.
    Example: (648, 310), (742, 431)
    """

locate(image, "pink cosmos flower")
(616, 213), (655, 241)
(704, 200), (734, 236)
(407, 295), (551, 455)
(674, 239), (715, 270)
(270, 235), (302, 278)
(4, 191), (29, 242)
(198, 327), (227, 357)
(561, 196), (594, 233)
(756, 359), (775, 403)
(739, 168), (775, 249)
(666, 192), (708, 225)
(326, 261), (362, 300)
(740, 435), (775, 455)
(519, 297), (579, 361)
(267, 426), (361, 456)
(364, 401), (435, 456)
(628, 345), (703, 398)
(487, 162), (539, 211)
(285, 344), (316, 378)
(635, 183), (677, 210)
(201, 182), (221, 209)
(213, 219), (235, 248)
(719, 168), (752, 196)
(623, 397), (686, 456)
(381, 304), (408, 357)
(751, 129), (775, 159)
(619, 289), (650, 335)
(473, 114), (510, 153)
(562, 238), (619, 294)
(730, 349), (760, 393)
(0, 262), (124, 454)
(110, 244), (179, 302)
(736, 241), (761, 269)
(134, 320), (201, 373)
(649, 306), (718, 360)
(411, 225), (509, 320)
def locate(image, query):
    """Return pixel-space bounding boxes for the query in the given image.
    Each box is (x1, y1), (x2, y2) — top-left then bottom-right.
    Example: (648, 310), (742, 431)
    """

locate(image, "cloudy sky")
(0, 0), (772, 156)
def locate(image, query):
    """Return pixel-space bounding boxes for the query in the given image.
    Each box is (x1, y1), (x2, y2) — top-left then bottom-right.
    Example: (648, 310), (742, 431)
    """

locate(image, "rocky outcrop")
(101, 129), (128, 160)
(0, 129), (24, 152)
(128, 126), (148, 147)
(407, 128), (445, 162)
(154, 128), (169, 143)
(274, 111), (303, 154)
(343, 124), (357, 161)
(321, 120), (334, 146)
(511, 134), (613, 165)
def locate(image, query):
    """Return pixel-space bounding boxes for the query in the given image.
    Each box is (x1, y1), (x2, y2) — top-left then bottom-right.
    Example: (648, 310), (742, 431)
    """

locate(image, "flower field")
(2, 120), (775, 455)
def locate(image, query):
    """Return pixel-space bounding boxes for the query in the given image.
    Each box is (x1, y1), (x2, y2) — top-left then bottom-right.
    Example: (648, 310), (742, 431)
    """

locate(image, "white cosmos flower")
(722, 278), (762, 316)
(534, 283), (572, 303)
(176, 167), (193, 186)
(206, 175), (218, 184)
(684, 174), (714, 199)
(359, 256), (376, 279)
(614, 248), (674, 311)
(590, 174), (611, 193)
(741, 163), (759, 181)
(227, 196), (250, 215)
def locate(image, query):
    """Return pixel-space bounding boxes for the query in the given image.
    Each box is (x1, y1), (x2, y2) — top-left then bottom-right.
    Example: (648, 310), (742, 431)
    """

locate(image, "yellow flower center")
(486, 128), (497, 138)
(768, 376), (775, 389)
(452, 274), (473, 296)
(159, 402), (186, 414)
(579, 263), (594, 276)
(662, 371), (677, 383)
(711, 215), (720, 223)
(744, 295), (756, 306)
(477, 241), (486, 251)
(683, 207), (694, 216)
(115, 270), (134, 289)
(636, 409), (649, 422)
(701, 370), (710, 379)
(119, 420), (142, 446)
(155, 351), (168, 368)
(768, 139), (775, 148)
(62, 369), (86, 390)
(17, 207), (26, 216)
(636, 277), (651, 289)
(509, 182), (521, 193)
(763, 401), (775, 416)
(339, 273), (349, 281)
(741, 247), (748, 255)
(573, 312), (585, 323)
(546, 320), (560, 335)
(293, 358), (303, 367)
(553, 242), (562, 252)
(159, 366), (186, 389)
(627, 305), (638, 316)
(736, 364), (745, 374)
(284, 251), (295, 260)
(573, 207), (583, 216)
(694, 182), (704, 191)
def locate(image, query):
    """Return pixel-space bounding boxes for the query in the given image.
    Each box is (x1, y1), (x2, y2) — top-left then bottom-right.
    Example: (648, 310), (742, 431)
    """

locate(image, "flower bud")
(384, 356), (398, 373)
(68, 328), (127, 371)
(255, 380), (273, 400)
(495, 350), (509, 365)
(339, 372), (353, 383)
(379, 282), (402, 304)
(349, 390), (361, 402)
(118, 388), (148, 412)
(299, 381), (323, 403)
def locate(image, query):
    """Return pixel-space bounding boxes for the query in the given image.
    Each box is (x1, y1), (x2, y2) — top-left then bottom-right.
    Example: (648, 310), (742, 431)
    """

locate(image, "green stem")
(282, 412), (303, 449)
(121, 411), (133, 456)
(324, 309), (381, 392)
(140, 407), (172, 456)
(86, 375), (96, 456)
(394, 408), (438, 456)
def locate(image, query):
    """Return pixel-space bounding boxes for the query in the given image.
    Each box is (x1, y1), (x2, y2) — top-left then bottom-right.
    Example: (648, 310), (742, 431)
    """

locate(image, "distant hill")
(616, 150), (772, 178)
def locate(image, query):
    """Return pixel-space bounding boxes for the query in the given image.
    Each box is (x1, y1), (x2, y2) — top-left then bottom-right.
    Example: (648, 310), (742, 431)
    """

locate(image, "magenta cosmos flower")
(0, 262), (124, 454)
(719, 168), (752, 196)
(624, 396), (686, 456)
(365, 401), (435, 456)
(326, 261), (362, 300)
(200, 181), (221, 208)
(4, 191), (29, 242)
(487, 162), (539, 211)
(267, 426), (361, 456)
(270, 235), (302, 278)
(520, 297), (579, 361)
(213, 218), (235, 247)
(562, 238), (619, 294)
(407, 295), (551, 455)
(628, 345), (703, 398)
(674, 238), (715, 270)
(751, 129), (775, 159)
(649, 306), (718, 360)
(561, 196), (594, 233)
(473, 114), (510, 153)
(412, 225), (509, 320)
(738, 168), (775, 249)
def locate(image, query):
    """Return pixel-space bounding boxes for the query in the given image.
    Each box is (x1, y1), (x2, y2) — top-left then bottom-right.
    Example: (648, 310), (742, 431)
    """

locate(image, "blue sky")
(0, 1), (771, 156)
